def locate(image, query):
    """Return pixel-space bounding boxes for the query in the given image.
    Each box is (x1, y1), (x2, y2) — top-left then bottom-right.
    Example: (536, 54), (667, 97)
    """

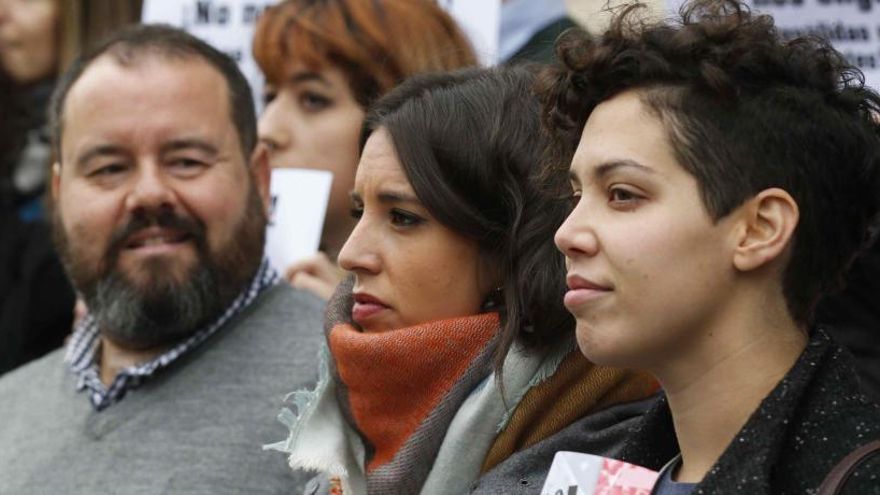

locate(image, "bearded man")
(0, 25), (324, 493)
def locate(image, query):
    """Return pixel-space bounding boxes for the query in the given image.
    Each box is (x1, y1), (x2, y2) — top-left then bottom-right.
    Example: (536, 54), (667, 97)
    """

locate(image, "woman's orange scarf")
(328, 312), (501, 493)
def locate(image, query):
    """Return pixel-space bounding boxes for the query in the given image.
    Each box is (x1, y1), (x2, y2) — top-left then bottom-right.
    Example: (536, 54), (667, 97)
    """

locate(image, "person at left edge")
(0, 24), (325, 494)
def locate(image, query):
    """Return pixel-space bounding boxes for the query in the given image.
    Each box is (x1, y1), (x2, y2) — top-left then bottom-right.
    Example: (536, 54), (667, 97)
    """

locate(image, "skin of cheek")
(260, 86), (364, 255)
(313, 108), (363, 253)
(0, 1), (58, 83)
(57, 180), (122, 278)
(575, 208), (730, 369)
(182, 171), (250, 255)
(381, 227), (485, 328)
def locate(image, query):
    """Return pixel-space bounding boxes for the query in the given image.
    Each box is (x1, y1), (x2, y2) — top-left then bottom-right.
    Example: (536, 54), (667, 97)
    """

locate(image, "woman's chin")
(352, 311), (397, 333)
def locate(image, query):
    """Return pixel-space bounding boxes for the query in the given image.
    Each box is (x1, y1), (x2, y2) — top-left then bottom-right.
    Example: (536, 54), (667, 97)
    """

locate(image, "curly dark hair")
(539, 0), (880, 324)
(363, 66), (574, 370)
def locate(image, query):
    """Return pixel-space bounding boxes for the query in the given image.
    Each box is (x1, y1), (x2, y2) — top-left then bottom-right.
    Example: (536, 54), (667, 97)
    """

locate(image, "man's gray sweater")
(0, 283), (324, 494)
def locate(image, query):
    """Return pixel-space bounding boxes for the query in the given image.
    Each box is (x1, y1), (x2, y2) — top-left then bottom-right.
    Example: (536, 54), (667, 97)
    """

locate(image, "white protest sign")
(265, 168), (332, 272)
(541, 452), (658, 495)
(439, 0), (502, 65)
(665, 0), (880, 90)
(142, 0), (277, 111)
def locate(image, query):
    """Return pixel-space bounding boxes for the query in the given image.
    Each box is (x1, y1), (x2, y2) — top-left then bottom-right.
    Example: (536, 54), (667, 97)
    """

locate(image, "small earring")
(481, 286), (504, 312)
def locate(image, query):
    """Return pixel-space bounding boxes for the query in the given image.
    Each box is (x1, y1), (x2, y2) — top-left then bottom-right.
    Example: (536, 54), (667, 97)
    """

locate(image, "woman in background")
(253, 0), (477, 299)
(267, 67), (658, 494)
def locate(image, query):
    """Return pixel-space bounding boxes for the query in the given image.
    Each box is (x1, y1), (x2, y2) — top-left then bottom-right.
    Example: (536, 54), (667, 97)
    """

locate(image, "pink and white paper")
(541, 452), (659, 495)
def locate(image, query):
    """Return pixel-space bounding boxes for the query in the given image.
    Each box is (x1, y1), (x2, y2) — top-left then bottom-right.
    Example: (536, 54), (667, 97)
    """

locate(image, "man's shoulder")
(174, 281), (327, 402)
(242, 283), (325, 328)
(0, 347), (81, 438)
(0, 346), (68, 397)
(773, 337), (880, 491)
(217, 283), (325, 351)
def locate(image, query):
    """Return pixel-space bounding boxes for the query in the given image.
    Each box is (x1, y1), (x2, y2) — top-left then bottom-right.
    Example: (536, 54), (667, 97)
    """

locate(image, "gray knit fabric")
(0, 283), (325, 494)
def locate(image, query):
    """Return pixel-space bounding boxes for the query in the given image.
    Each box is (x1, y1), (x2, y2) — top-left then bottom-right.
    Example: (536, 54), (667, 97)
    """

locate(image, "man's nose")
(125, 163), (176, 214)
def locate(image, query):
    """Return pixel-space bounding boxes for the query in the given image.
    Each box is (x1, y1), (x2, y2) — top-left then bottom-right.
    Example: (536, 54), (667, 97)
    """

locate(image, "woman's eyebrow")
(593, 159), (655, 180)
(286, 71), (331, 87)
(377, 190), (420, 205)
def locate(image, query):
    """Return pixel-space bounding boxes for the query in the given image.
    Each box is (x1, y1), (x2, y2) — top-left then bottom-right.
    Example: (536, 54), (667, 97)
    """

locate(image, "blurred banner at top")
(438, 0), (501, 65)
(666, 0), (880, 90)
(142, 0), (275, 110)
(142, 0), (502, 111)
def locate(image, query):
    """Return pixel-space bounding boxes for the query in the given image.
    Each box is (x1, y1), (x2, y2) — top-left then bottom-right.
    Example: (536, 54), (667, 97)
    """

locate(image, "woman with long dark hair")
(268, 67), (658, 494)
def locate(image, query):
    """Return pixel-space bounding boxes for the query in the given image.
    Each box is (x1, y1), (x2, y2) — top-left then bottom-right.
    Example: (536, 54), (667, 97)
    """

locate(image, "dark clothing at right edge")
(619, 328), (880, 494)
(817, 235), (880, 404)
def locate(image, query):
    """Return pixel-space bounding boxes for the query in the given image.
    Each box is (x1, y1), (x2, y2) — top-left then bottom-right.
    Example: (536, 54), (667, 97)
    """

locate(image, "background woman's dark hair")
(362, 66), (574, 369)
(538, 0), (880, 324)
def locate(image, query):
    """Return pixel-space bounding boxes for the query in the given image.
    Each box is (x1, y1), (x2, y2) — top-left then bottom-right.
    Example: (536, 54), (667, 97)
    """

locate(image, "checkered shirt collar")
(64, 259), (279, 411)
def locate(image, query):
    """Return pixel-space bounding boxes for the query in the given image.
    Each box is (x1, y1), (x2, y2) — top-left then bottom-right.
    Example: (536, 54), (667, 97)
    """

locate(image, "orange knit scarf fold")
(328, 312), (500, 472)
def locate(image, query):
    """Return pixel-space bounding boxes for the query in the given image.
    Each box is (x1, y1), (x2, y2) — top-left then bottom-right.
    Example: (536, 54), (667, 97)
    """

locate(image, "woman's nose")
(337, 217), (381, 275)
(257, 98), (290, 153)
(555, 201), (600, 258)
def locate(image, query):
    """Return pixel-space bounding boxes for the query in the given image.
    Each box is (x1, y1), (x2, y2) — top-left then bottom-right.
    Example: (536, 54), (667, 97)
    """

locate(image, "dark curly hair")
(539, 0), (880, 324)
(363, 66), (574, 370)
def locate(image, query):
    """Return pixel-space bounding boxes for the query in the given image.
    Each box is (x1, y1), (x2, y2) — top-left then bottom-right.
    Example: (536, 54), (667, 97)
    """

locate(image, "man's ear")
(732, 188), (799, 272)
(51, 162), (61, 202)
(250, 144), (272, 213)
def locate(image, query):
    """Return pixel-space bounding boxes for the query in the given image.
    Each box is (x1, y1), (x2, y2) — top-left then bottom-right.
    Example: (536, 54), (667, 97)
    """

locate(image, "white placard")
(665, 0), (880, 90)
(264, 168), (332, 273)
(439, 0), (502, 66)
(142, 0), (277, 112)
(541, 452), (659, 495)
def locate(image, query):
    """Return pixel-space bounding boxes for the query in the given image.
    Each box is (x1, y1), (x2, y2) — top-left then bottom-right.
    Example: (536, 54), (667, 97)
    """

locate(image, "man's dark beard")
(53, 183), (267, 350)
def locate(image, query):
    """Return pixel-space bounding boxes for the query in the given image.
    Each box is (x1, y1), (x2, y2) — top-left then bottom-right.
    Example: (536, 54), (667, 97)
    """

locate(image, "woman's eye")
(349, 206), (364, 220)
(570, 190), (582, 209)
(390, 209), (423, 227)
(300, 91), (331, 111)
(608, 187), (643, 207)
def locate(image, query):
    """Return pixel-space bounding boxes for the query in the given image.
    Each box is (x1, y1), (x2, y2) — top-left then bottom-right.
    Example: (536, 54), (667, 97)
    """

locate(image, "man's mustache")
(104, 209), (208, 268)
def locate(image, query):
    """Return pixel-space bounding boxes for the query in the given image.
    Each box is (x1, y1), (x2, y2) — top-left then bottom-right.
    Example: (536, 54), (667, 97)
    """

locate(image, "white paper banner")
(142, 0), (277, 111)
(665, 0), (880, 90)
(264, 168), (332, 273)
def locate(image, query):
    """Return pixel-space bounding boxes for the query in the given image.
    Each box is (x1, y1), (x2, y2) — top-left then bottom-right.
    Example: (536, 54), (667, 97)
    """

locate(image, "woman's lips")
(351, 292), (390, 325)
(563, 274), (612, 310)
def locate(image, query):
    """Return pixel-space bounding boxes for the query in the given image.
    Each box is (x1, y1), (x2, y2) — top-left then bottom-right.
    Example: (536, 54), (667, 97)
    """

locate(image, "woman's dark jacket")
(618, 329), (880, 494)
